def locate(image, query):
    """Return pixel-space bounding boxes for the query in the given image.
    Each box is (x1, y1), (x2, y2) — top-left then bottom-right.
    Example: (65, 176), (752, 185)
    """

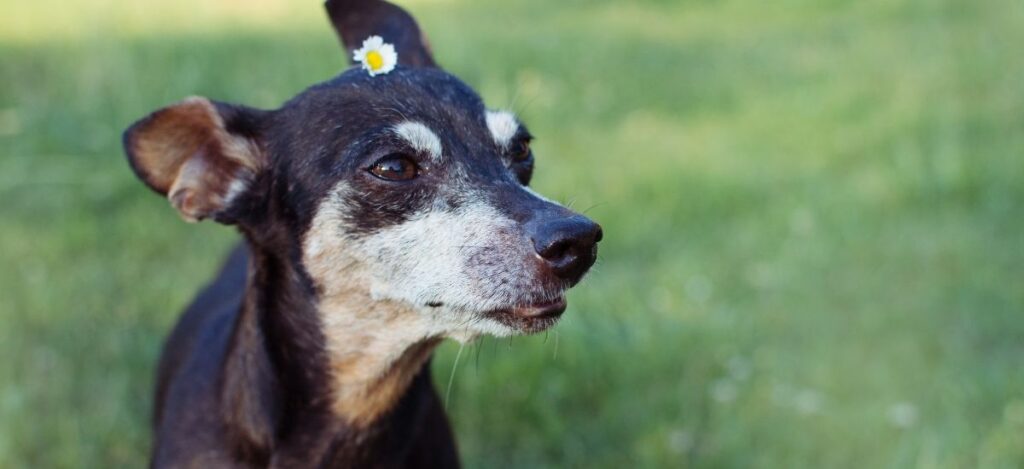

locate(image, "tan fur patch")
(126, 96), (263, 221)
(303, 193), (445, 427)
(322, 292), (442, 427)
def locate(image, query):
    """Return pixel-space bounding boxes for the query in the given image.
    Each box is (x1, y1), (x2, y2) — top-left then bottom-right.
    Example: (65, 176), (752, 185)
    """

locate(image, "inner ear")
(325, 0), (437, 68)
(123, 97), (267, 223)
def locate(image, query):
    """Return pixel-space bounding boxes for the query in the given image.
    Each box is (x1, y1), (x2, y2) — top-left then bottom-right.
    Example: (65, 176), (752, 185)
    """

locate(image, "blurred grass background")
(2, 0), (1023, 466)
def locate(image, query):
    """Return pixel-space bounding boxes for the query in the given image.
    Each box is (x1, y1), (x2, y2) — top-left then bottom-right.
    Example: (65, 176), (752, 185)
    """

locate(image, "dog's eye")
(510, 140), (531, 162)
(368, 154), (419, 181)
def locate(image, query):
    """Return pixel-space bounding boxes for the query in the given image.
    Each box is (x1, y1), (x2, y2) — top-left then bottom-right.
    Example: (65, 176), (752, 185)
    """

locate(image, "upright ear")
(122, 97), (267, 223)
(325, 0), (437, 68)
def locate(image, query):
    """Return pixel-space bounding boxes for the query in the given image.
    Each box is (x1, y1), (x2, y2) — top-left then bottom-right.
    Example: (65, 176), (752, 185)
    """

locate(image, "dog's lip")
(483, 296), (567, 333)
(509, 296), (567, 319)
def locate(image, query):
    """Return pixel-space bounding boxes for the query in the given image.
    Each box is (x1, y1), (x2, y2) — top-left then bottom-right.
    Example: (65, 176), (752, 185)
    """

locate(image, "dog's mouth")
(483, 296), (567, 334)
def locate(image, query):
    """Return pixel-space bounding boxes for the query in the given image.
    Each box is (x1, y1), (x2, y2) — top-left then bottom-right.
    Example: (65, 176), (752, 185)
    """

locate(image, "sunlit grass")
(0, 0), (461, 42)
(1, 0), (1023, 467)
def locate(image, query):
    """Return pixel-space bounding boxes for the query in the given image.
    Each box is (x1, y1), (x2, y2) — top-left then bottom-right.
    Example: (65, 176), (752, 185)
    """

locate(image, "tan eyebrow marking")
(485, 110), (519, 149)
(393, 121), (442, 161)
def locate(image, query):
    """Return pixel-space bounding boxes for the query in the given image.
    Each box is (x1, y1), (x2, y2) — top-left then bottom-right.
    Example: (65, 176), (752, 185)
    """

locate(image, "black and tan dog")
(122, 0), (602, 466)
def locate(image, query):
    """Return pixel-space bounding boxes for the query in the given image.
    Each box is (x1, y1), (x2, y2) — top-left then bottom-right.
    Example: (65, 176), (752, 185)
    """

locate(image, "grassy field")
(2, 0), (1023, 466)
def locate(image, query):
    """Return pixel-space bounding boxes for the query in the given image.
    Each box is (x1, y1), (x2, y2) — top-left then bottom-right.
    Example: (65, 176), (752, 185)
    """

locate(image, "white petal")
(362, 35), (384, 50)
(378, 44), (398, 74)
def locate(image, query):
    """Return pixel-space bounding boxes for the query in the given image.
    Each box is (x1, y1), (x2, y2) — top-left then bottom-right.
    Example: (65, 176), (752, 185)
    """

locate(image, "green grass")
(2, 0), (1023, 466)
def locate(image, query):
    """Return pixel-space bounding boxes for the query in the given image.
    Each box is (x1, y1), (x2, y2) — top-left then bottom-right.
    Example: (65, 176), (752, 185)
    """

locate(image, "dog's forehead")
(290, 67), (493, 134)
(274, 67), (530, 184)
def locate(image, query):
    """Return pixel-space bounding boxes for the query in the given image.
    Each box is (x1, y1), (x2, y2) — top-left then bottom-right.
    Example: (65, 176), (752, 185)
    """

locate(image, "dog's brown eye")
(510, 140), (531, 162)
(369, 154), (418, 181)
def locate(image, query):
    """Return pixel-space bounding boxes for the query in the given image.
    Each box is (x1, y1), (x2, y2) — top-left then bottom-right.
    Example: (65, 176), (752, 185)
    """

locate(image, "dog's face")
(287, 67), (601, 336)
(122, 2), (600, 339)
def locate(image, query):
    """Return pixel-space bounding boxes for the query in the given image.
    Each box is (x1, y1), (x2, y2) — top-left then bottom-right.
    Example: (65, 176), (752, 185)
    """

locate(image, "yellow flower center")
(366, 50), (384, 71)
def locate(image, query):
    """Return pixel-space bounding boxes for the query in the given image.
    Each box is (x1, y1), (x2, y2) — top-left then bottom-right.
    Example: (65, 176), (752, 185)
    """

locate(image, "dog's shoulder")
(152, 244), (249, 464)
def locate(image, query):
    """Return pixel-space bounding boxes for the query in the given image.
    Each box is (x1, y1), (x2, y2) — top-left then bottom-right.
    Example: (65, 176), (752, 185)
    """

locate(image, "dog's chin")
(481, 296), (567, 335)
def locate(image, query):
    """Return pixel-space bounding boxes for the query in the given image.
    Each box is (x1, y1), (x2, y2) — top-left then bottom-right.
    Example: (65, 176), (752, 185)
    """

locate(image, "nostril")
(593, 226), (604, 243)
(537, 238), (573, 263)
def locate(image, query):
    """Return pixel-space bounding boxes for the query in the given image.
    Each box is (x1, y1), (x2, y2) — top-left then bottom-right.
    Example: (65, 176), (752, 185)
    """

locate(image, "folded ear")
(325, 0), (437, 68)
(122, 97), (267, 223)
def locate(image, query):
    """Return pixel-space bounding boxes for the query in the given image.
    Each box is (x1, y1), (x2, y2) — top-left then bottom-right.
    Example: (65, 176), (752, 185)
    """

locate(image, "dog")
(122, 0), (602, 466)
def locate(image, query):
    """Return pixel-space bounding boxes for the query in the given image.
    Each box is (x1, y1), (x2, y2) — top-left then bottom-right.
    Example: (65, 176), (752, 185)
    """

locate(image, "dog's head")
(122, 0), (601, 338)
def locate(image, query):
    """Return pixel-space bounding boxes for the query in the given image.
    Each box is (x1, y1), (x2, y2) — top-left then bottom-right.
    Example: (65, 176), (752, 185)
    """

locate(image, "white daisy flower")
(352, 35), (398, 76)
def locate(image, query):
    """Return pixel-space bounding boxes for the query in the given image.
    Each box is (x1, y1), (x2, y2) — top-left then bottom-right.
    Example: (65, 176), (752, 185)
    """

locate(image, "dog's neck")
(317, 286), (443, 426)
(221, 238), (442, 465)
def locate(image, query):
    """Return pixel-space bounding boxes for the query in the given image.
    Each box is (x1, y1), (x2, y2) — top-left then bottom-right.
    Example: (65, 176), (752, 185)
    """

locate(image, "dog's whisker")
(580, 201), (608, 215)
(474, 339), (483, 371)
(513, 92), (542, 117)
(444, 343), (465, 409)
(456, 315), (477, 329)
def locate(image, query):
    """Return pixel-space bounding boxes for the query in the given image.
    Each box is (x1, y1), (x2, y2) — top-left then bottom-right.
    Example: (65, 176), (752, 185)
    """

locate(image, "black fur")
(151, 244), (459, 467)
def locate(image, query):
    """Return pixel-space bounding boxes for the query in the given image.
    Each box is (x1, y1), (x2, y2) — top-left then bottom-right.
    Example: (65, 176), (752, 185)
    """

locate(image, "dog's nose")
(530, 215), (603, 284)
